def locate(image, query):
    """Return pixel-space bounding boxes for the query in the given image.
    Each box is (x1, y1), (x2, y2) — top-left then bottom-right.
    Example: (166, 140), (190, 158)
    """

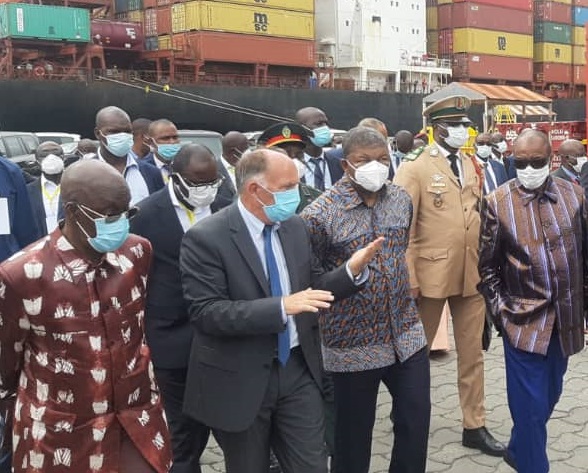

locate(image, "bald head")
(558, 139), (585, 173)
(236, 149), (296, 194)
(172, 144), (216, 177)
(295, 107), (328, 130)
(513, 129), (552, 158)
(222, 131), (249, 166)
(491, 132), (504, 144)
(77, 139), (97, 155)
(96, 106), (131, 129)
(36, 141), (63, 161)
(394, 130), (414, 153)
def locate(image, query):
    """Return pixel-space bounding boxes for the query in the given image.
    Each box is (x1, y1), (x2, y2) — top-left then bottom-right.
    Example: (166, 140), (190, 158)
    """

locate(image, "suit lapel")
(34, 179), (48, 234)
(228, 204), (270, 296)
(157, 189), (184, 243)
(277, 223), (299, 292)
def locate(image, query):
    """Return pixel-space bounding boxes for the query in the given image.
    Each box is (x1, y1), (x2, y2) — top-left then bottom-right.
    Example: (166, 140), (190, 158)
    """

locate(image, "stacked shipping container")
(572, 2), (588, 85)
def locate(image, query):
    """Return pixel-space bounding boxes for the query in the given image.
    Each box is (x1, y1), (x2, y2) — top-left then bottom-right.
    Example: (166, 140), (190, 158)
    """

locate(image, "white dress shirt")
(168, 180), (212, 232)
(221, 156), (237, 188)
(97, 150), (150, 206)
(154, 155), (171, 183)
(41, 175), (60, 232)
(436, 142), (464, 184)
(304, 152), (333, 189)
(476, 156), (498, 194)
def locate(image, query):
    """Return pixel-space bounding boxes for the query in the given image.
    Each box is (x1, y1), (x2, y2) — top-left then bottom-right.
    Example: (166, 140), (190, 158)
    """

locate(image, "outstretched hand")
(348, 236), (385, 277)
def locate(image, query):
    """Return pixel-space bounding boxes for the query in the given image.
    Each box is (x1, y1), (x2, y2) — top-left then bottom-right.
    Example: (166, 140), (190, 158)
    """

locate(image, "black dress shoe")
(462, 426), (505, 457)
(503, 450), (517, 471)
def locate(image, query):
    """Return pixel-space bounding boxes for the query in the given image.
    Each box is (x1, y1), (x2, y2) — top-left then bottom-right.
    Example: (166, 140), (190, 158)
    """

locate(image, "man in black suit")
(295, 107), (344, 189)
(180, 149), (383, 473)
(130, 144), (231, 473)
(144, 119), (182, 184)
(553, 139), (586, 186)
(220, 131), (249, 198)
(27, 141), (65, 236)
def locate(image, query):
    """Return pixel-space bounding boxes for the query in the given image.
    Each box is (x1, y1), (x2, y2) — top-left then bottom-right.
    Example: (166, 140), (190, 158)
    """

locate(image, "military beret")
(258, 122), (312, 147)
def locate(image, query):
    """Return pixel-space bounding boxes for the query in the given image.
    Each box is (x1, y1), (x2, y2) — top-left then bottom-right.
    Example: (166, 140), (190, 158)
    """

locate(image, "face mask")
(443, 125), (469, 149)
(572, 156), (588, 174)
(102, 131), (133, 158)
(156, 143), (181, 162)
(257, 185), (301, 223)
(310, 126), (333, 147)
(41, 154), (64, 175)
(76, 212), (130, 253)
(294, 159), (306, 179)
(476, 145), (492, 160)
(496, 141), (508, 154)
(174, 173), (218, 208)
(348, 160), (390, 192)
(517, 164), (550, 190)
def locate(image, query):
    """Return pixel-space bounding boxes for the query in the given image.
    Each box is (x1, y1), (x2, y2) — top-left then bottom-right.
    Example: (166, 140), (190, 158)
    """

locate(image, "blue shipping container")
(573, 7), (588, 26)
(145, 36), (158, 51)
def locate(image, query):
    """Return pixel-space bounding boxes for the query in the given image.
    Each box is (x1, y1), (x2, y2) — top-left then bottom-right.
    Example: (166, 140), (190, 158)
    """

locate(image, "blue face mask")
(76, 204), (131, 253)
(157, 143), (182, 161)
(102, 132), (133, 158)
(310, 126), (333, 147)
(258, 185), (301, 223)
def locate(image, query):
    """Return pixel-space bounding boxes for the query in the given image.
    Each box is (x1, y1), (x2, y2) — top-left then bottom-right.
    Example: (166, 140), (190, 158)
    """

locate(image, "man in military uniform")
(258, 122), (322, 213)
(393, 96), (505, 457)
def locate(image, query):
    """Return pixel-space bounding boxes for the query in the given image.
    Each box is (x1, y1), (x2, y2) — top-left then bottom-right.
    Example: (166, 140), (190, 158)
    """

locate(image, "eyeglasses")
(182, 176), (224, 190)
(75, 203), (138, 223)
(512, 157), (550, 170)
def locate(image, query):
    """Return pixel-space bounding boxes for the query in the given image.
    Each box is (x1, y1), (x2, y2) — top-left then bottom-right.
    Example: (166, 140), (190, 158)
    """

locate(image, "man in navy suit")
(475, 133), (508, 194)
(552, 139), (586, 186)
(144, 119), (182, 184)
(93, 106), (164, 205)
(129, 117), (154, 162)
(295, 107), (344, 189)
(130, 144), (232, 473)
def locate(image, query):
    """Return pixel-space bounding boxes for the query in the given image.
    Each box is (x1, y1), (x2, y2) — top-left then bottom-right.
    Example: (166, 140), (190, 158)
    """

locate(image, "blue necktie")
(263, 225), (290, 366)
(309, 158), (325, 191)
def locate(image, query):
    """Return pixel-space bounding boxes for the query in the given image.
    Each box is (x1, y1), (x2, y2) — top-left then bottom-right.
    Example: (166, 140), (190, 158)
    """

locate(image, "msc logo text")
(254, 12), (269, 32)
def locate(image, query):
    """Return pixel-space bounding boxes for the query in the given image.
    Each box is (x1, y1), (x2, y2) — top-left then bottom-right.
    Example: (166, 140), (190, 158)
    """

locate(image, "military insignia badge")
(430, 148), (439, 157)
(282, 126), (292, 139)
(455, 96), (466, 111)
(433, 191), (443, 208)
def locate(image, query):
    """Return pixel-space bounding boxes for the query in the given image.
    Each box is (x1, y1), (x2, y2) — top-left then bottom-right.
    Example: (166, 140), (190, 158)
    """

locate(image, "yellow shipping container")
(206, 0), (313, 12)
(573, 26), (585, 46)
(534, 42), (572, 64)
(127, 10), (142, 22)
(555, 0), (571, 3)
(171, 1), (314, 40)
(158, 34), (171, 50)
(438, 0), (452, 4)
(426, 7), (438, 31)
(573, 45), (586, 65)
(453, 28), (533, 58)
(427, 31), (439, 55)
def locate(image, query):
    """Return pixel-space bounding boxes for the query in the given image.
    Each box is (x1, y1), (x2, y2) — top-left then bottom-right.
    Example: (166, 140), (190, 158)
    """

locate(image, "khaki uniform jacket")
(393, 142), (482, 298)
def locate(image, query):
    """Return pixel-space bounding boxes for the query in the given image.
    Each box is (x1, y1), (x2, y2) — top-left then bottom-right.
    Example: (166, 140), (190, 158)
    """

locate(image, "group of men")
(0, 96), (586, 473)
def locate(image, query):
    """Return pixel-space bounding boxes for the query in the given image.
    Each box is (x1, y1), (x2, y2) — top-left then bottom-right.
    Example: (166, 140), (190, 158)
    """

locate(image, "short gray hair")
(235, 150), (268, 193)
(342, 126), (388, 159)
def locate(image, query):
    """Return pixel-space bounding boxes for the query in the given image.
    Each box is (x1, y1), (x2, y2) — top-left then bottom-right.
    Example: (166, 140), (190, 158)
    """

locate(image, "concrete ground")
(200, 334), (588, 472)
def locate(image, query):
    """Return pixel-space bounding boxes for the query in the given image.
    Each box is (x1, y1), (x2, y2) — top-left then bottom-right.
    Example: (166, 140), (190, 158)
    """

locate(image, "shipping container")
(573, 45), (586, 65)
(175, 31), (315, 67)
(573, 64), (585, 84)
(171, 2), (314, 40)
(204, 0), (314, 12)
(156, 6), (171, 35)
(574, 7), (588, 26)
(145, 35), (158, 51)
(452, 53), (533, 81)
(449, 28), (533, 58)
(114, 10), (143, 23)
(158, 34), (171, 50)
(451, 0), (532, 10)
(534, 62), (572, 82)
(438, 0), (451, 5)
(91, 19), (143, 51)
(143, 0), (156, 8)
(535, 1), (572, 24)
(427, 31), (439, 55)
(426, 0), (438, 6)
(575, 0), (588, 7)
(534, 42), (572, 63)
(438, 3), (532, 34)
(0, 4), (90, 42)
(534, 22), (572, 44)
(144, 8), (157, 37)
(114, 0), (142, 13)
(156, 0), (170, 6)
(573, 26), (585, 45)
(426, 7), (438, 31)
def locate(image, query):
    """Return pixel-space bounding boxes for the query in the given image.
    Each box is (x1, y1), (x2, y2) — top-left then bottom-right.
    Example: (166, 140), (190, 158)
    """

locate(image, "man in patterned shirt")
(301, 127), (430, 473)
(478, 130), (588, 473)
(0, 160), (171, 472)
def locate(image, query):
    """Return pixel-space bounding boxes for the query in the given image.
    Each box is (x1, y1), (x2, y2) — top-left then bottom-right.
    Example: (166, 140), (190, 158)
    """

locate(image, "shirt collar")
(221, 156), (234, 169)
(97, 149), (138, 171)
(515, 176), (558, 206)
(154, 155), (166, 169)
(304, 152), (325, 163)
(561, 165), (579, 181)
(168, 180), (182, 210)
(237, 198), (279, 236)
(433, 141), (452, 159)
(41, 175), (58, 190)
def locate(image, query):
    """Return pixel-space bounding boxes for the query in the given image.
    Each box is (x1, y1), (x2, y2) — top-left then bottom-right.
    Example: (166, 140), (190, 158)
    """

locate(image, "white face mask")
(517, 164), (550, 190)
(348, 160), (389, 192)
(496, 141), (508, 154)
(41, 154), (64, 175)
(187, 186), (218, 208)
(571, 156), (588, 174)
(476, 145), (492, 160)
(293, 159), (306, 180)
(443, 125), (469, 149)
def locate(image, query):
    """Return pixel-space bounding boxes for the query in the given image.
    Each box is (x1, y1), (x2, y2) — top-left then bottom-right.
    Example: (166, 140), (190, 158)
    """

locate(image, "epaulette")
(403, 145), (425, 162)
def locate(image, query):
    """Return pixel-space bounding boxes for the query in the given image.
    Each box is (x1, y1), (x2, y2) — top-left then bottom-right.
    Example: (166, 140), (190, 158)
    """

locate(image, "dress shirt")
(168, 180), (211, 232)
(392, 150), (404, 174)
(41, 175), (60, 232)
(237, 199), (299, 348)
(478, 177), (587, 357)
(304, 152), (333, 189)
(301, 177), (427, 372)
(476, 156), (498, 194)
(436, 141), (464, 184)
(96, 150), (149, 205)
(154, 155), (171, 183)
(221, 156), (237, 188)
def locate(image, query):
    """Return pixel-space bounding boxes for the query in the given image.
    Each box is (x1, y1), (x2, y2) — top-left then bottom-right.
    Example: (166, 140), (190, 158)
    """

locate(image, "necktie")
(262, 225), (290, 366)
(309, 157), (325, 191)
(162, 164), (172, 184)
(448, 154), (461, 185)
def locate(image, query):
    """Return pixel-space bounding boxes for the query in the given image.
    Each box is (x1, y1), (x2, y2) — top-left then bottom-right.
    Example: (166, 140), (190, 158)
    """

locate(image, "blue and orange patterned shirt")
(301, 176), (427, 372)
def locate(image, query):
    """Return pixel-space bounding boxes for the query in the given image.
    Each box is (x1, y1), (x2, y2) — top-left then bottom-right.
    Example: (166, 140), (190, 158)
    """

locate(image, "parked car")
(177, 130), (223, 160)
(35, 132), (81, 154)
(0, 131), (40, 177)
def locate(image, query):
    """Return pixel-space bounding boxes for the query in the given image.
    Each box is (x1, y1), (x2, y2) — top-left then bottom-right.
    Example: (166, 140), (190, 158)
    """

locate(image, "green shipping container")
(534, 22), (572, 45)
(0, 4), (90, 42)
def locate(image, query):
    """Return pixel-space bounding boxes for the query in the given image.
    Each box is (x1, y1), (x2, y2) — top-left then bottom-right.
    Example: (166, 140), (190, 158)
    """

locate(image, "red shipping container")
(534, 62), (572, 83)
(535, 1), (572, 24)
(144, 0), (156, 8)
(184, 31), (315, 68)
(452, 0), (532, 11)
(574, 65), (585, 84)
(452, 53), (533, 81)
(91, 20), (144, 51)
(438, 30), (453, 56)
(156, 6), (171, 35)
(144, 8), (157, 37)
(575, 0), (588, 7)
(156, 0), (170, 5)
(438, 3), (533, 34)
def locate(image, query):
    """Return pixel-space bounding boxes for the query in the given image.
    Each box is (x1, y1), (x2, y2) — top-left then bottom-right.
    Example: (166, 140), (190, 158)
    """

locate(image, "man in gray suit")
(180, 149), (383, 473)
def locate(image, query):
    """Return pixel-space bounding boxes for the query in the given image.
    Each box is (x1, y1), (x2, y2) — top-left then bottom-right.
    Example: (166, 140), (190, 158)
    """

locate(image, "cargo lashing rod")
(96, 75), (292, 123)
